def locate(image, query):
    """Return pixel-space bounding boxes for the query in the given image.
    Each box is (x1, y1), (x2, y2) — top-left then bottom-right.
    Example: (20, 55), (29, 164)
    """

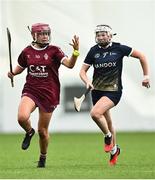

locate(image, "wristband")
(143, 75), (149, 80)
(73, 50), (80, 57)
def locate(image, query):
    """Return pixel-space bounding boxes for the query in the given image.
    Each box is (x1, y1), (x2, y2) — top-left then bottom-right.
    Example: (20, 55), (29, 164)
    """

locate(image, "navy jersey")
(84, 42), (132, 91)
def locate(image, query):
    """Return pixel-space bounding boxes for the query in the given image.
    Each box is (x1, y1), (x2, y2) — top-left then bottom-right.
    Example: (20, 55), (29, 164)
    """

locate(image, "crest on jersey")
(44, 53), (48, 60)
(94, 53), (100, 58)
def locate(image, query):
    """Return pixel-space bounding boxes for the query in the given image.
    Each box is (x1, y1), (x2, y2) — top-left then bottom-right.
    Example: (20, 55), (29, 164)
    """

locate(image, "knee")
(38, 128), (49, 139)
(90, 109), (102, 120)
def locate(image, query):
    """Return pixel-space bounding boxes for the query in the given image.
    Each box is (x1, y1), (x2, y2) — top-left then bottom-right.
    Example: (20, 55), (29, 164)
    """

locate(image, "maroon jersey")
(18, 44), (66, 112)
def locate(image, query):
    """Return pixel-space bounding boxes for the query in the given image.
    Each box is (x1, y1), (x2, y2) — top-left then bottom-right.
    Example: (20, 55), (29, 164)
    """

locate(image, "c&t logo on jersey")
(29, 65), (48, 77)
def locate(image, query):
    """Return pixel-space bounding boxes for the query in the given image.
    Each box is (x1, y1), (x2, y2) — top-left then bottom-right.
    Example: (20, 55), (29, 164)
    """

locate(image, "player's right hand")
(7, 71), (14, 79)
(86, 81), (94, 90)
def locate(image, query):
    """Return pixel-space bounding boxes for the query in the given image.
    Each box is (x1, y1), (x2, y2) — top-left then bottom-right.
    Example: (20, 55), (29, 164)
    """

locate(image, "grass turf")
(0, 132), (155, 179)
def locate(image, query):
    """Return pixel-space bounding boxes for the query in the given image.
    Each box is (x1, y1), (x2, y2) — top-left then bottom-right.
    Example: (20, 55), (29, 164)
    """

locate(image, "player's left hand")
(69, 35), (79, 50)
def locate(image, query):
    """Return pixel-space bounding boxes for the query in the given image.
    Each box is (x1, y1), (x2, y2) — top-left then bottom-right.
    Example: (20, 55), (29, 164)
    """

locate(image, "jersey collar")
(30, 43), (48, 51)
(98, 42), (112, 49)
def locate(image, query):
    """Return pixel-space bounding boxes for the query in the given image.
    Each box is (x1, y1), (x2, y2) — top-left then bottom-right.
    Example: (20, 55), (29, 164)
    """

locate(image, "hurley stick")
(74, 87), (91, 112)
(6, 27), (14, 87)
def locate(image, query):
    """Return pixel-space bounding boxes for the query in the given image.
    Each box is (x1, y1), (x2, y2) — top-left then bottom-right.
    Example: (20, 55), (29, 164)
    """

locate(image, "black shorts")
(91, 90), (122, 106)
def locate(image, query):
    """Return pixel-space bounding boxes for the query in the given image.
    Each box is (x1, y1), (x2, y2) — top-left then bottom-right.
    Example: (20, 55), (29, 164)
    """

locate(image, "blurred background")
(0, 0), (155, 133)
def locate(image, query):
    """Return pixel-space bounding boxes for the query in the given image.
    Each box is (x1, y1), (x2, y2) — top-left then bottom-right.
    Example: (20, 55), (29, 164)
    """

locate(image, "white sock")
(105, 131), (112, 137)
(110, 145), (117, 155)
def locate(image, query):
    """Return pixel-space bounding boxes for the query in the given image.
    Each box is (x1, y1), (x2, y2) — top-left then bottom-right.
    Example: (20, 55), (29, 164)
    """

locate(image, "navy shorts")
(91, 90), (122, 106)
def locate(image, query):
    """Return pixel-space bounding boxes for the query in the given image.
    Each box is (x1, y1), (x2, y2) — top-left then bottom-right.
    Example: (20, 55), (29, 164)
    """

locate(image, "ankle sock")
(40, 153), (46, 159)
(105, 131), (112, 138)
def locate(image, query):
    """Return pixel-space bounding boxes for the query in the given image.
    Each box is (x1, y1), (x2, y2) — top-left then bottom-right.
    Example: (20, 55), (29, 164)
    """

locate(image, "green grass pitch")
(0, 132), (155, 179)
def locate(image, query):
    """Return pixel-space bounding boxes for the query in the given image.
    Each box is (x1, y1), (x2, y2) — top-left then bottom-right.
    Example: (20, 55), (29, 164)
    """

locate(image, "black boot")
(37, 155), (46, 168)
(21, 128), (35, 150)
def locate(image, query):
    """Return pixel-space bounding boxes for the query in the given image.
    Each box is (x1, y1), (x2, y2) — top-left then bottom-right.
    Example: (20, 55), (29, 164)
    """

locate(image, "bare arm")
(8, 65), (25, 79)
(62, 35), (79, 68)
(131, 49), (150, 88)
(79, 64), (94, 89)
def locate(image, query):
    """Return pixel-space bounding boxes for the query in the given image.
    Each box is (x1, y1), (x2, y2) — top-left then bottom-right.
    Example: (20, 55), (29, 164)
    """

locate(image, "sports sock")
(40, 153), (46, 159)
(27, 128), (33, 134)
(105, 131), (112, 137)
